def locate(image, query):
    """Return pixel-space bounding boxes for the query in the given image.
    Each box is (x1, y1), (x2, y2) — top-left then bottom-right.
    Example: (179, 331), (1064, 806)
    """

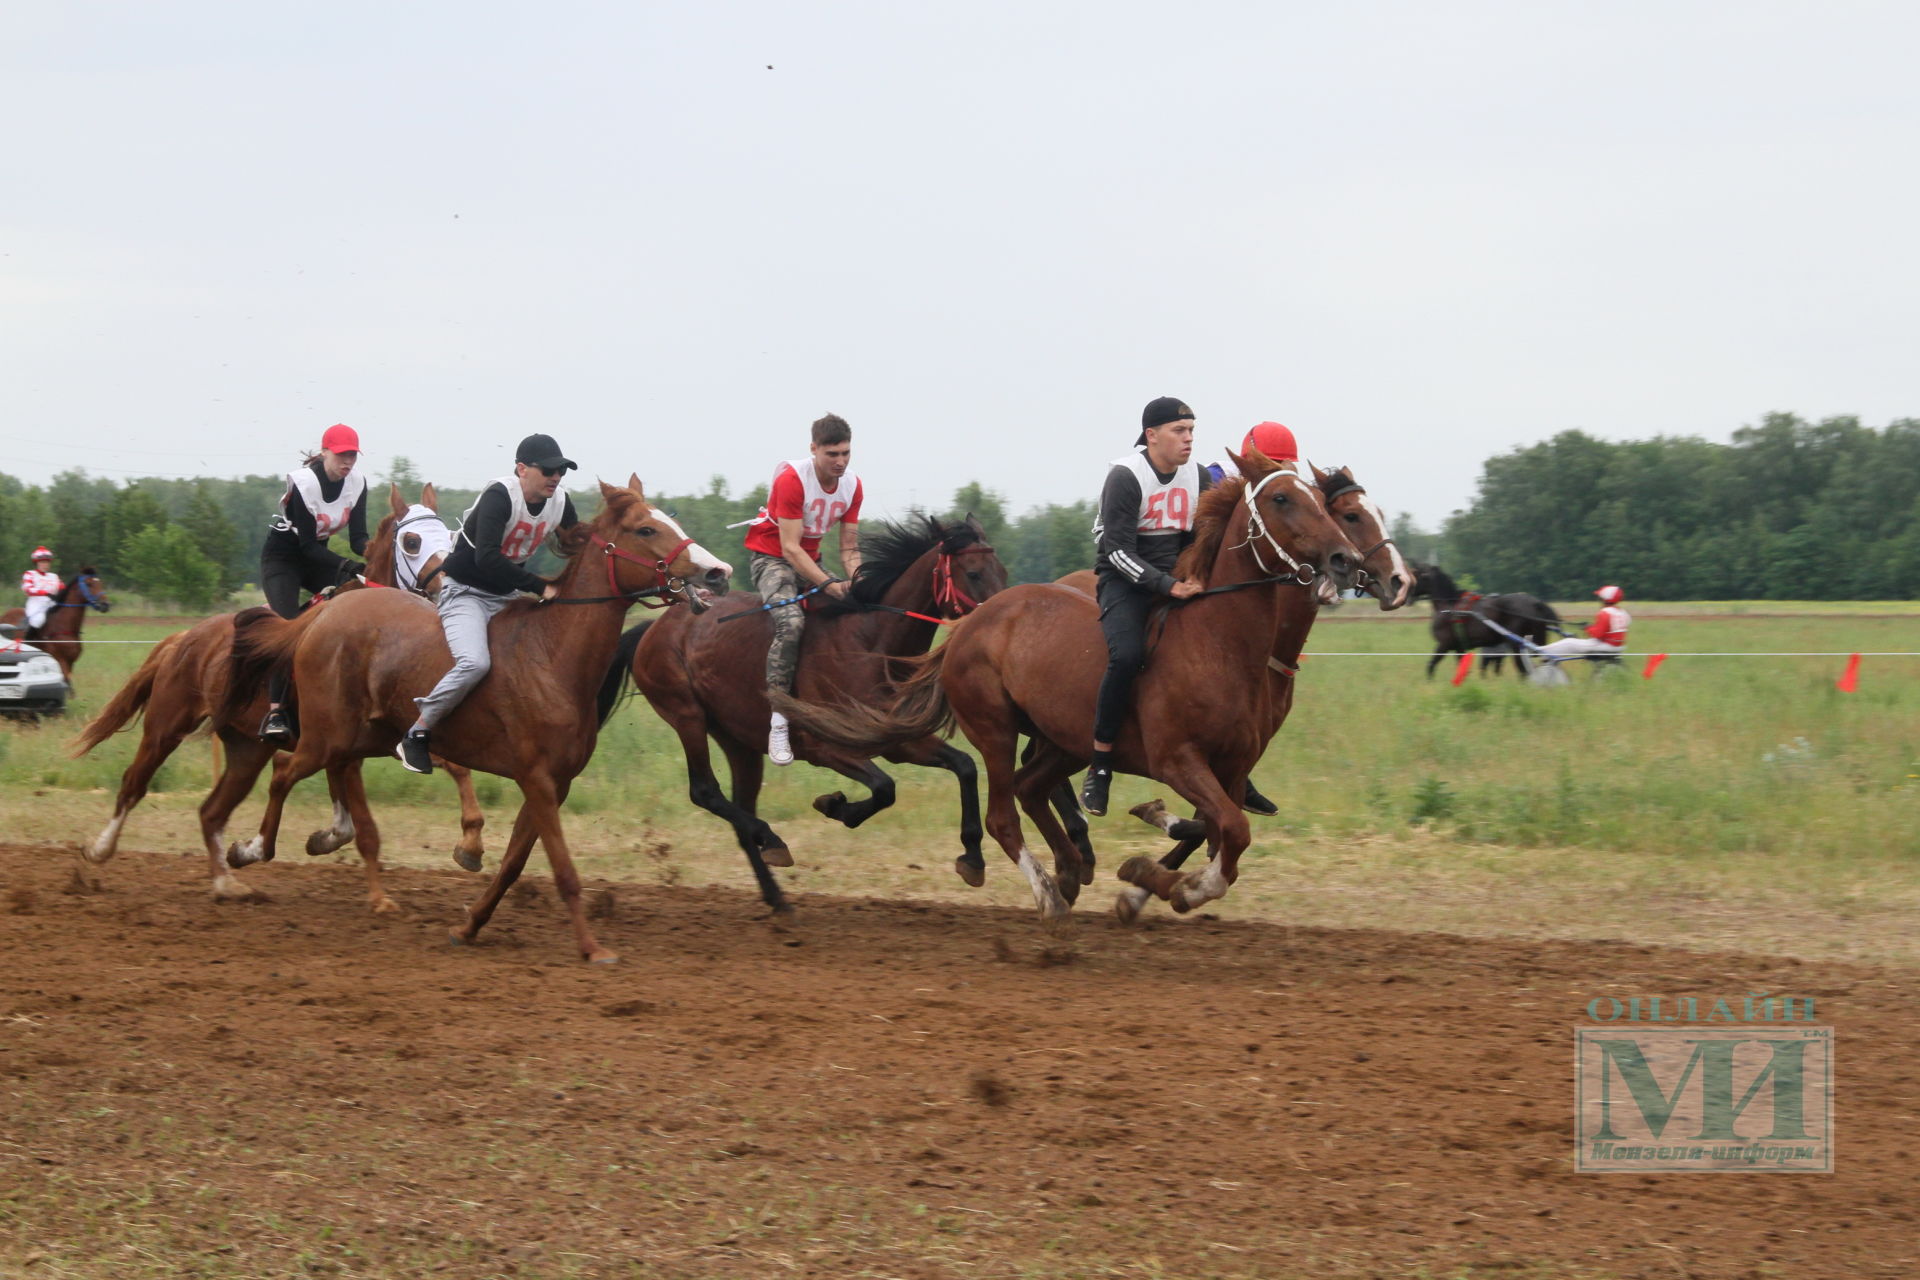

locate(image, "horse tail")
(596, 620), (653, 727)
(769, 646), (955, 752)
(219, 605), (323, 725)
(69, 631), (183, 756)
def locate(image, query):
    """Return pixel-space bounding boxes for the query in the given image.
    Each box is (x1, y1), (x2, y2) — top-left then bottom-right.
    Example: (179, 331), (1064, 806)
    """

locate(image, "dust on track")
(0, 842), (1910, 1279)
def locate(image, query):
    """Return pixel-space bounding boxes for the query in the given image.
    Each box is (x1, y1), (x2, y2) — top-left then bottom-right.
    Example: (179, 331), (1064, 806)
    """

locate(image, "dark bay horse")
(70, 484), (489, 908)
(2, 569), (110, 681)
(218, 479), (731, 962)
(775, 451), (1359, 919)
(597, 515), (1007, 915)
(1410, 563), (1559, 678)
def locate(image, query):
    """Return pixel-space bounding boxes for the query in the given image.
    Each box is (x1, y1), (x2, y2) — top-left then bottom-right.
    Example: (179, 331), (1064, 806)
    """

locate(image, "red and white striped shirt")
(21, 569), (62, 598)
(1586, 605), (1630, 647)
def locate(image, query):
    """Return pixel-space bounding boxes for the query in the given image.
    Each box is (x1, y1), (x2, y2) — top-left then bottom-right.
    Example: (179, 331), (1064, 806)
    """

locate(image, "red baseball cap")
(1241, 421), (1298, 463)
(1595, 585), (1624, 604)
(31, 546), (53, 560)
(321, 423), (361, 454)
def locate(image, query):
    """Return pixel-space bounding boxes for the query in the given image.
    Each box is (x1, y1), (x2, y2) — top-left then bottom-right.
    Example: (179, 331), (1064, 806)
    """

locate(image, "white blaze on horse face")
(654, 511), (732, 580)
(1356, 491), (1412, 606)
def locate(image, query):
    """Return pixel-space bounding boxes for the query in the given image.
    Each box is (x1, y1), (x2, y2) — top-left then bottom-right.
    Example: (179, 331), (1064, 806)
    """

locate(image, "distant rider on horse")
(396, 433), (580, 774)
(740, 413), (864, 766)
(19, 547), (60, 641)
(1537, 584), (1631, 661)
(258, 424), (369, 744)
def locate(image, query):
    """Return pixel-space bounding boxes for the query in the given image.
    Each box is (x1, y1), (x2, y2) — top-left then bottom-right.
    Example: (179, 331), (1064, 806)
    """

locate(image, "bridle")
(54, 576), (110, 612)
(931, 542), (996, 618)
(1319, 475), (1398, 567)
(586, 531), (697, 609)
(392, 510), (452, 595)
(1234, 469), (1318, 585)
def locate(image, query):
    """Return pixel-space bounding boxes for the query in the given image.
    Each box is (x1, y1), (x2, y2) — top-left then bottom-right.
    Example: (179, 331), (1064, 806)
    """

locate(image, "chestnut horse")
(775, 451), (1359, 919)
(70, 484), (488, 908)
(2, 568), (110, 681)
(218, 478), (732, 962)
(597, 515), (1007, 914)
(1050, 462), (1413, 916)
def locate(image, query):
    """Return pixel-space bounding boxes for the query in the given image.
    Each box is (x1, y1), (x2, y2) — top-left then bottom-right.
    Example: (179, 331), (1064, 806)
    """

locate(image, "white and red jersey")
(743, 458), (864, 560)
(1586, 605), (1630, 647)
(1092, 447), (1203, 537)
(22, 568), (62, 598)
(282, 465), (368, 540)
(460, 475), (569, 565)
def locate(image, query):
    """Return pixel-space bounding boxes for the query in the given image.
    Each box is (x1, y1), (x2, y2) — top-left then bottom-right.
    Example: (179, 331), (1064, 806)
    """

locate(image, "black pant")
(1093, 573), (1158, 744)
(260, 547), (359, 707)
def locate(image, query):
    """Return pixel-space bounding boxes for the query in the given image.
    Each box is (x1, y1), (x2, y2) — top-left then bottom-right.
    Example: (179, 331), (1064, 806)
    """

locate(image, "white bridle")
(1236, 466), (1319, 584)
(393, 506), (455, 595)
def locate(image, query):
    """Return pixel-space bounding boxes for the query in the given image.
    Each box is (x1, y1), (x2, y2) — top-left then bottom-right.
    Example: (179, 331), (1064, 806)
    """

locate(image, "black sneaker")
(1241, 781), (1278, 816)
(396, 730), (434, 775)
(1079, 767), (1112, 817)
(259, 709), (295, 747)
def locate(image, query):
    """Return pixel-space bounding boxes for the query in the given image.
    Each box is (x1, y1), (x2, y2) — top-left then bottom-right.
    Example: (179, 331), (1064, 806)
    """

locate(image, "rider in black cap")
(396, 433), (579, 774)
(1079, 398), (1278, 818)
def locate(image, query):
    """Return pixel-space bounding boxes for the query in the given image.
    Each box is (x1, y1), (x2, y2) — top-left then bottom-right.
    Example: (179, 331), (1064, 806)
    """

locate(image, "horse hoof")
(225, 839), (270, 869)
(304, 832), (337, 857)
(369, 897), (402, 915)
(447, 931), (470, 946)
(1128, 799), (1169, 828)
(811, 792), (847, 819)
(761, 843), (794, 869)
(1113, 886), (1150, 925)
(453, 848), (483, 873)
(1058, 874), (1082, 907)
(954, 856), (985, 888)
(587, 951), (621, 965)
(1116, 855), (1156, 888)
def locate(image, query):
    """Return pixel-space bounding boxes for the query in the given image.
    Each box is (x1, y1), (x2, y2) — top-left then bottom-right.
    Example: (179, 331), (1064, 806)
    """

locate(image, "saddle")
(1445, 592), (1484, 645)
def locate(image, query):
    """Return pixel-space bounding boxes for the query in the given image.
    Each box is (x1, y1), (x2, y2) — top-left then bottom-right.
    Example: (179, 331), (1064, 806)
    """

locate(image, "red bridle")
(932, 543), (995, 619)
(591, 532), (696, 608)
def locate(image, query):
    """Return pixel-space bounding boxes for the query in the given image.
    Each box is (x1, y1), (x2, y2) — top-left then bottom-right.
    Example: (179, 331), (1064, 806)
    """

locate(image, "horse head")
(588, 476), (733, 613)
(1220, 448), (1359, 590)
(72, 567), (110, 613)
(1313, 465), (1412, 610)
(927, 514), (1009, 617)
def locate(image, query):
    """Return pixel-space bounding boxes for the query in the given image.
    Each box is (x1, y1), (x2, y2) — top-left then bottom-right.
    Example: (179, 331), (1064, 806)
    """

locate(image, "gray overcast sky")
(4, 1), (1915, 527)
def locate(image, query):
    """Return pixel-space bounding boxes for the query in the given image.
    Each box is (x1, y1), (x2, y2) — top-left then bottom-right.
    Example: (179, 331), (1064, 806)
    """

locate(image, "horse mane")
(1418, 562), (1459, 600)
(815, 515), (983, 615)
(1173, 478), (1247, 582)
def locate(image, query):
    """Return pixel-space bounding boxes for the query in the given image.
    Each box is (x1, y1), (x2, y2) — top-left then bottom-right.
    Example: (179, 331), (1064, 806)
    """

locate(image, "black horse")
(1409, 563), (1560, 678)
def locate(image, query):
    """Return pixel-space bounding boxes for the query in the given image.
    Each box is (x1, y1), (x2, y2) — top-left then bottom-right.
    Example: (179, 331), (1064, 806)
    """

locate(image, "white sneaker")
(768, 719), (795, 766)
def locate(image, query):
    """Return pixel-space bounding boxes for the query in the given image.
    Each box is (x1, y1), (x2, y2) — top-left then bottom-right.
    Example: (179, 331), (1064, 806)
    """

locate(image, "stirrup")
(259, 710), (295, 747)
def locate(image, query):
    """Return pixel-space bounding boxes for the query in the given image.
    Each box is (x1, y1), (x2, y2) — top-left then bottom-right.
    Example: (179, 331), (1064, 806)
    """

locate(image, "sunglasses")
(534, 465), (566, 478)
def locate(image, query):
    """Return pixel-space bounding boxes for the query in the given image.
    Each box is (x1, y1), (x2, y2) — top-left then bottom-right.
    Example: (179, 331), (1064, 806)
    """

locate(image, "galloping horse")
(219, 479), (731, 962)
(775, 450), (1359, 919)
(597, 515), (1006, 914)
(2, 569), (110, 681)
(1051, 462), (1412, 918)
(1410, 563), (1559, 678)
(70, 484), (489, 908)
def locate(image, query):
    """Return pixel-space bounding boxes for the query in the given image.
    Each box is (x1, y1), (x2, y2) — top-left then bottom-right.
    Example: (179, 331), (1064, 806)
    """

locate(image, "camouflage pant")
(749, 552), (807, 694)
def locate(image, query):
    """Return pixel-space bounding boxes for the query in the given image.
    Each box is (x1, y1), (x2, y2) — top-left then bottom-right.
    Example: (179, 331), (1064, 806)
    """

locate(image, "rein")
(538, 532), (696, 607)
(721, 541), (995, 627)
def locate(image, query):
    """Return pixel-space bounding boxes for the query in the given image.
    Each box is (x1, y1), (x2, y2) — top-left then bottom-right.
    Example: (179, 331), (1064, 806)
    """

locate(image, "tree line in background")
(3, 412), (1916, 609)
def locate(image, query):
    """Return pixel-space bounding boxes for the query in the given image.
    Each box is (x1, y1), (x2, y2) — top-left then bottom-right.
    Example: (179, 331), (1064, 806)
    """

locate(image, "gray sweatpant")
(412, 579), (517, 732)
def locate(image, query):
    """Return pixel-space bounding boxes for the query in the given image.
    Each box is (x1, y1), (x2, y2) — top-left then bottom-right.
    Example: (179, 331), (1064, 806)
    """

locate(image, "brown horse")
(1411, 563), (1559, 678)
(1049, 462), (1412, 915)
(70, 484), (487, 908)
(775, 451), (1358, 919)
(218, 478), (731, 962)
(597, 515), (1007, 914)
(2, 568), (110, 681)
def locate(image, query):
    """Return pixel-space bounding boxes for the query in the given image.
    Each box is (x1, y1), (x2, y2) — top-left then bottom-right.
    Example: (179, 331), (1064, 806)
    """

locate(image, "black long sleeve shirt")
(443, 485), (579, 595)
(263, 459), (369, 558)
(1093, 462), (1212, 596)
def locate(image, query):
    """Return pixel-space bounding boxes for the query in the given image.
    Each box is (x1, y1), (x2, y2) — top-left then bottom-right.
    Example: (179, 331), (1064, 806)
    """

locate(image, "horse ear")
(388, 482), (406, 518)
(1227, 448), (1259, 479)
(627, 473), (646, 500)
(928, 515), (946, 537)
(598, 480), (623, 507)
(421, 481), (438, 511)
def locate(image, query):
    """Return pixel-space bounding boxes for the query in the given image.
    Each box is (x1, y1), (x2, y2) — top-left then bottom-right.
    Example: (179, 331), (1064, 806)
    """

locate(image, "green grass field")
(6, 600), (1917, 962)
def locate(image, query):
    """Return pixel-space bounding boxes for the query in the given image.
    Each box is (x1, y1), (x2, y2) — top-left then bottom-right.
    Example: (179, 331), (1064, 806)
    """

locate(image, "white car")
(0, 625), (68, 718)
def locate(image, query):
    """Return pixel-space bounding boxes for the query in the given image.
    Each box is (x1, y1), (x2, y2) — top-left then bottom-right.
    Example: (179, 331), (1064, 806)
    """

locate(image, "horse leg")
(443, 761), (487, 873)
(1114, 834), (1205, 924)
(1116, 754), (1249, 913)
(452, 806), (540, 946)
(928, 742), (987, 887)
(1012, 745), (1086, 906)
(973, 719), (1068, 921)
(813, 756), (895, 829)
(1426, 644), (1447, 678)
(333, 764), (397, 914)
(519, 776), (614, 963)
(225, 738), (324, 868)
(716, 735), (796, 917)
(85, 719), (194, 866)
(303, 776), (357, 857)
(199, 731), (276, 901)
(1128, 798), (1206, 843)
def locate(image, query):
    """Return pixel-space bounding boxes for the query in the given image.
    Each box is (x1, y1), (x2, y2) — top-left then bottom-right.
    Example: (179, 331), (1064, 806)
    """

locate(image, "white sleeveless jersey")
(282, 466), (367, 540)
(461, 476), (570, 565)
(773, 457), (860, 539)
(1091, 447), (1202, 537)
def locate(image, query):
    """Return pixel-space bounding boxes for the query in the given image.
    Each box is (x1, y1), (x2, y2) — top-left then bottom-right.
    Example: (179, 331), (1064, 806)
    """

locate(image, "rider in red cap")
(256, 424), (369, 744)
(19, 546), (62, 640)
(1537, 585), (1632, 661)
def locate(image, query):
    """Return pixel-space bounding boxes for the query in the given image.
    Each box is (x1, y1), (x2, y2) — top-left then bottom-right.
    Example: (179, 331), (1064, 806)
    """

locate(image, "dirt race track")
(1, 841), (1913, 1280)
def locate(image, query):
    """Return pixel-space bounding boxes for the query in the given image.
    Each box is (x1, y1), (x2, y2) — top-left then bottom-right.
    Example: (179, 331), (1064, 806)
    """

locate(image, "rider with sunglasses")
(396, 433), (579, 774)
